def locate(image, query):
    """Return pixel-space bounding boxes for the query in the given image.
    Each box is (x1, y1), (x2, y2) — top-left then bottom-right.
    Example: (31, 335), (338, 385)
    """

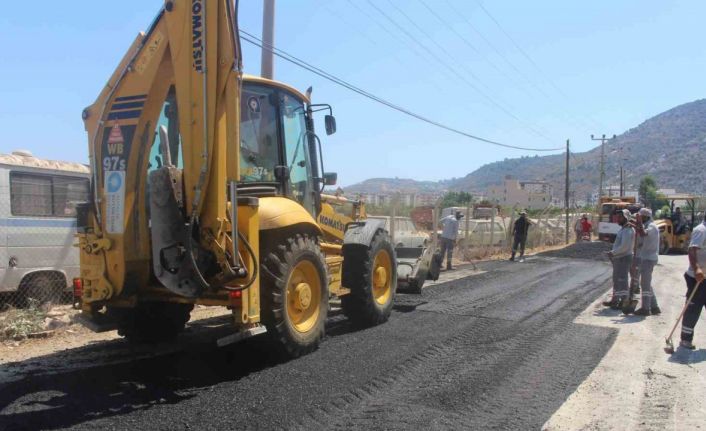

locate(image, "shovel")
(664, 278), (704, 354)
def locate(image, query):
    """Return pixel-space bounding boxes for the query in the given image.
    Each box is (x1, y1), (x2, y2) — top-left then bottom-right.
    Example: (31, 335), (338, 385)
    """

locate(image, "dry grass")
(0, 301), (47, 341)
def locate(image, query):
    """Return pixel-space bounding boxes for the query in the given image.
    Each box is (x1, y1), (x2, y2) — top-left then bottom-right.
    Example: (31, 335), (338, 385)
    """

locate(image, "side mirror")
(274, 165), (290, 182)
(323, 172), (337, 186)
(325, 115), (337, 135)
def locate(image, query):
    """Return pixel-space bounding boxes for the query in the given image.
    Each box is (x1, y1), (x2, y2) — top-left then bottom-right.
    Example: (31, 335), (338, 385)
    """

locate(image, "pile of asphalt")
(538, 241), (612, 261)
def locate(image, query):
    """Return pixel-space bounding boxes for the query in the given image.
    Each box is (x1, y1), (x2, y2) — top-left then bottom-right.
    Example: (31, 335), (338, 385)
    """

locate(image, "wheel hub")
(294, 282), (312, 310)
(374, 267), (388, 289)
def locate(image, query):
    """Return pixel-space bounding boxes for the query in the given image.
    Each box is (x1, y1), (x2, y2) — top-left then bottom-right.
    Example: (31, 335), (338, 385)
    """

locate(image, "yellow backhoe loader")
(75, 0), (397, 357)
(317, 194), (441, 294)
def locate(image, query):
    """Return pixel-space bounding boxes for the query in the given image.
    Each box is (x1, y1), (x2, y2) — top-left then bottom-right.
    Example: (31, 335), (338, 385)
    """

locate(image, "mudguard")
(343, 219), (388, 247)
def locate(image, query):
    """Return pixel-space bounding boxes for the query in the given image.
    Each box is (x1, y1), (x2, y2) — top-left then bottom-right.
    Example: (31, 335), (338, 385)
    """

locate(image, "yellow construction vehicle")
(75, 0), (397, 357)
(317, 194), (440, 294)
(654, 194), (699, 254)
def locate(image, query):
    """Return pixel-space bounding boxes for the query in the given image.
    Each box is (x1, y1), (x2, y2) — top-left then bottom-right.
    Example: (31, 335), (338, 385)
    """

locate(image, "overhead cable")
(240, 30), (564, 152)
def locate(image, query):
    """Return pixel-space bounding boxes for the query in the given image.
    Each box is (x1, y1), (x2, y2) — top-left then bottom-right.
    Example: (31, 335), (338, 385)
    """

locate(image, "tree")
(639, 175), (668, 210)
(639, 175), (657, 205)
(440, 191), (472, 208)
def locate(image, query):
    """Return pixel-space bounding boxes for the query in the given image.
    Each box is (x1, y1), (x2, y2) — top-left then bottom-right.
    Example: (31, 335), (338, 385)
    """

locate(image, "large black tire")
(341, 230), (397, 327)
(113, 301), (193, 343)
(261, 234), (328, 358)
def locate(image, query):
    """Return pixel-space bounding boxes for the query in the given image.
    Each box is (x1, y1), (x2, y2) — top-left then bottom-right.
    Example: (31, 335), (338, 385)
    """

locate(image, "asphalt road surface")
(0, 254), (617, 430)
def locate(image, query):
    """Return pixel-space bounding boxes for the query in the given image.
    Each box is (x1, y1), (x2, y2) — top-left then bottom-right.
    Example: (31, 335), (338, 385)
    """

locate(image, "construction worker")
(580, 214), (592, 241)
(510, 211), (531, 261)
(605, 209), (635, 309)
(680, 212), (706, 350)
(439, 210), (463, 270)
(633, 208), (661, 316)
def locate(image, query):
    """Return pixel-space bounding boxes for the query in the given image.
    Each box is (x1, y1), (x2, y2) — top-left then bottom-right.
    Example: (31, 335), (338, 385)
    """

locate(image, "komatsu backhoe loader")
(75, 0), (397, 357)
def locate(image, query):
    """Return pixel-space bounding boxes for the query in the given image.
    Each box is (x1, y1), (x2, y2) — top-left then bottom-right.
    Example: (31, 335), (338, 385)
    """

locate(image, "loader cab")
(238, 76), (336, 216)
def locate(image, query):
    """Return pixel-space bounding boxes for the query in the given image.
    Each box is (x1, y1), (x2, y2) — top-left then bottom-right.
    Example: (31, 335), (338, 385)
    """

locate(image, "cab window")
(280, 91), (314, 213)
(148, 86), (183, 173)
(240, 84), (279, 183)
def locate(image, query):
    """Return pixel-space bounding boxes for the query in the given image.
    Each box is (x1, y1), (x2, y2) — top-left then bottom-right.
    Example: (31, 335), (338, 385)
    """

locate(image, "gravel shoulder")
(544, 254), (706, 430)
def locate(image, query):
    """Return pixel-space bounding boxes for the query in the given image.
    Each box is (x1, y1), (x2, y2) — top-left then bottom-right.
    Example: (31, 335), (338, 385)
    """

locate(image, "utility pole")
(591, 134), (616, 200)
(619, 166), (624, 197)
(261, 0), (275, 79)
(565, 139), (570, 244)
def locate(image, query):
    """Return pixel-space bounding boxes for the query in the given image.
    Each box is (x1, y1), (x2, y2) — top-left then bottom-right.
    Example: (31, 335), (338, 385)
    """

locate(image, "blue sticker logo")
(107, 172), (123, 193)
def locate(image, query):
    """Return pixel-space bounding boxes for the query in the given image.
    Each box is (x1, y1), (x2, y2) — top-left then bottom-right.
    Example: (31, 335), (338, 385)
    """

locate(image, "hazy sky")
(1, 0), (705, 186)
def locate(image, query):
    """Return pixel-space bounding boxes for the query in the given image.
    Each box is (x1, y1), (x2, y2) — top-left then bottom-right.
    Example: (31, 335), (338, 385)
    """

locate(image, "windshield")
(240, 84), (279, 182)
(281, 92), (314, 213)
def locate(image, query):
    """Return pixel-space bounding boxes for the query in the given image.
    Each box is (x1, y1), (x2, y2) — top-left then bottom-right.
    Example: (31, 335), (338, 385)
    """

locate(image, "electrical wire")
(473, 0), (605, 130)
(440, 0), (596, 133)
(363, 0), (554, 142)
(240, 30), (564, 152)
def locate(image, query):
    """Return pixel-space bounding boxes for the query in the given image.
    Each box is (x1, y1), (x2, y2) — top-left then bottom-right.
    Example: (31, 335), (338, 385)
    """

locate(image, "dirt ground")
(544, 254), (706, 430)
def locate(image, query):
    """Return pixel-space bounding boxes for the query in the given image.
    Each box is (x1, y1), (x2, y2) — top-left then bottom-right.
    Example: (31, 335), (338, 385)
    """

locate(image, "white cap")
(621, 209), (632, 220)
(639, 208), (652, 218)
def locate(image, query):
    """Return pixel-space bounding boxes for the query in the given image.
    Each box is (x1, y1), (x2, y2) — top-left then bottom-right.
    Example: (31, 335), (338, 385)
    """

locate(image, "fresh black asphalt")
(0, 254), (617, 430)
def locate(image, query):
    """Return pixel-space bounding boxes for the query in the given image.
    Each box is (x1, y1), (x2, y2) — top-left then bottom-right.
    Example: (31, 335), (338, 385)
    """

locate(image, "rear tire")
(341, 230), (397, 327)
(261, 234), (328, 358)
(113, 301), (193, 343)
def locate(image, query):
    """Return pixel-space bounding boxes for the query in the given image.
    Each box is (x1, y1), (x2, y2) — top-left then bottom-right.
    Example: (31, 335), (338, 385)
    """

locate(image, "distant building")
(603, 184), (638, 200)
(359, 192), (443, 207)
(486, 176), (552, 210)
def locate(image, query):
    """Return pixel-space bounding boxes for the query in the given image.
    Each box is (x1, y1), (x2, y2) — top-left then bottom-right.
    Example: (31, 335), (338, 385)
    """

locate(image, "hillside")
(344, 177), (447, 194)
(451, 98), (706, 197)
(345, 98), (706, 198)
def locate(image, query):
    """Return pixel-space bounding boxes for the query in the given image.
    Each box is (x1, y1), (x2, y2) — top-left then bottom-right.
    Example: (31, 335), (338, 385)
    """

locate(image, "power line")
(364, 0), (554, 142)
(473, 0), (605, 130)
(441, 0), (596, 133)
(239, 30), (564, 152)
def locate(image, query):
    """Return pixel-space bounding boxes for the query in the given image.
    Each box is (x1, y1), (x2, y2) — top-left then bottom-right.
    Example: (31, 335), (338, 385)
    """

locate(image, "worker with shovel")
(679, 213), (706, 349)
(605, 209), (635, 309)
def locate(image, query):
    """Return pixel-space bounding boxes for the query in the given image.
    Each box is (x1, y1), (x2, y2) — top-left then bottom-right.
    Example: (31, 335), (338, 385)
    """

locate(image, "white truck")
(0, 150), (89, 306)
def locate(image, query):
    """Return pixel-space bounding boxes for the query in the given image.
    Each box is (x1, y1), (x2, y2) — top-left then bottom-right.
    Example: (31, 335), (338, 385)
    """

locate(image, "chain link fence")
(451, 207), (589, 263)
(0, 179), (85, 315)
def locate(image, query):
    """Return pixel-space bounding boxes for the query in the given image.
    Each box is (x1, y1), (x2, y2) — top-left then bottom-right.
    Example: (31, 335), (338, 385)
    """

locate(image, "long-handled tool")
(664, 279), (704, 354)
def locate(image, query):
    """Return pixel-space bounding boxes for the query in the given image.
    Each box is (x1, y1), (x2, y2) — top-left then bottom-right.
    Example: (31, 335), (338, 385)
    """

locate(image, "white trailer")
(0, 150), (89, 306)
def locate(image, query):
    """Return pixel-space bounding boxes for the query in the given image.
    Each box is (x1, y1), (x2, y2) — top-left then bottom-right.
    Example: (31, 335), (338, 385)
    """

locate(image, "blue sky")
(1, 1), (705, 186)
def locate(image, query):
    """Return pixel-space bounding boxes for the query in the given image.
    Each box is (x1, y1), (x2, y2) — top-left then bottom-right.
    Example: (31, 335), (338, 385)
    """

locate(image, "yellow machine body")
(76, 2), (398, 352)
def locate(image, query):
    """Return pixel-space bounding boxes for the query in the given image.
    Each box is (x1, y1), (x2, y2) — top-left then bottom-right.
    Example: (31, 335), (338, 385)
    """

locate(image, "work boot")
(633, 308), (650, 316)
(651, 306), (661, 315)
(680, 339), (696, 350)
(602, 297), (614, 307)
(509, 257), (515, 262)
(609, 298), (622, 310)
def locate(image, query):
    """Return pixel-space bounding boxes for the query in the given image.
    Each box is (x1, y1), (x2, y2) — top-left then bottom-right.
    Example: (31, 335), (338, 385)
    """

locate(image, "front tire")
(261, 234), (328, 358)
(341, 230), (397, 327)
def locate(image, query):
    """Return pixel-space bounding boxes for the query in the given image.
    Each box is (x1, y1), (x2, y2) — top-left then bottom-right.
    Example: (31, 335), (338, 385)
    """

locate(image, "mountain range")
(344, 98), (706, 198)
